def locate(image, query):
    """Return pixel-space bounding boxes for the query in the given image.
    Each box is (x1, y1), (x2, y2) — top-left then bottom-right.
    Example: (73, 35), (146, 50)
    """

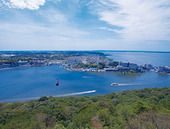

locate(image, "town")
(0, 51), (170, 75)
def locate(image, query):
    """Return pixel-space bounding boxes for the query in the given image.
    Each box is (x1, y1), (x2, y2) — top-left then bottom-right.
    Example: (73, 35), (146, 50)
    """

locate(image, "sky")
(0, 0), (170, 51)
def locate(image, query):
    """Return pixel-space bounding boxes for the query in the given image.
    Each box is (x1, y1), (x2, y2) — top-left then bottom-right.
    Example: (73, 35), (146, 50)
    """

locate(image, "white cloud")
(95, 0), (170, 41)
(38, 8), (67, 23)
(99, 27), (121, 33)
(2, 0), (45, 10)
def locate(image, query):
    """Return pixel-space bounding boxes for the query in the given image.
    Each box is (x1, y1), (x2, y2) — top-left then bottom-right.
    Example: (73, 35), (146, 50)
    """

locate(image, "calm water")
(0, 52), (170, 102)
(105, 51), (170, 66)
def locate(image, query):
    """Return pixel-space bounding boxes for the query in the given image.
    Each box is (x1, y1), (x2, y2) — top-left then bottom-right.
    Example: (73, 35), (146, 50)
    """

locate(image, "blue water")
(0, 52), (170, 102)
(105, 51), (170, 66)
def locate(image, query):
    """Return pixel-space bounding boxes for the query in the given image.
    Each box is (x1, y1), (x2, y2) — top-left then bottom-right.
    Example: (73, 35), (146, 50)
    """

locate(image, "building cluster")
(0, 64), (12, 69)
(66, 55), (113, 65)
(0, 53), (170, 75)
(65, 55), (100, 64)
(0, 59), (47, 70)
(0, 54), (15, 57)
(104, 62), (142, 72)
(62, 55), (170, 74)
(156, 66), (170, 73)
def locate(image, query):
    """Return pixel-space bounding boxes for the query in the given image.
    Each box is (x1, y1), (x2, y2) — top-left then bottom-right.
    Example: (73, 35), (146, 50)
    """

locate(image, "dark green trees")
(0, 87), (169, 129)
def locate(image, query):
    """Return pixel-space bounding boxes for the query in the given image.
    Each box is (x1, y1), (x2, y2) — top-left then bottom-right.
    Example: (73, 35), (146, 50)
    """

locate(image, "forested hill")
(0, 87), (170, 129)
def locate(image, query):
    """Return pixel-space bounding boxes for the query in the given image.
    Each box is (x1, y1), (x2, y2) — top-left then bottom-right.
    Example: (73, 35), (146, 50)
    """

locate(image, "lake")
(0, 51), (170, 102)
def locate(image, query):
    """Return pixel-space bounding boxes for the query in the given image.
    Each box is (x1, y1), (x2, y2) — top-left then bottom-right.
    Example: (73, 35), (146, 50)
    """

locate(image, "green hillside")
(0, 87), (170, 129)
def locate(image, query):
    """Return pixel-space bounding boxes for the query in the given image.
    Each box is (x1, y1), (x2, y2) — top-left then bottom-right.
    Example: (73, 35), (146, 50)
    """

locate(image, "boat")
(56, 78), (59, 86)
(111, 83), (119, 87)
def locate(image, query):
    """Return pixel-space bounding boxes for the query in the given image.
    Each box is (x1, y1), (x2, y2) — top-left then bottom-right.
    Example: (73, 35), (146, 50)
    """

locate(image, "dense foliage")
(0, 87), (170, 129)
(108, 62), (119, 67)
(75, 62), (106, 69)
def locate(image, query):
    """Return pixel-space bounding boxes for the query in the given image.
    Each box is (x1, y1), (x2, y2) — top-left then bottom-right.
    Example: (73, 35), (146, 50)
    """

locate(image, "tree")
(109, 61), (119, 67)
(98, 62), (106, 69)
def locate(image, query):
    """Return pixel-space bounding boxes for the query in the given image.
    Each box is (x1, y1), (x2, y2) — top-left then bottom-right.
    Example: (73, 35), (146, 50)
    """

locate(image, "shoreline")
(0, 87), (169, 129)
(0, 65), (169, 103)
(0, 65), (47, 71)
(0, 87), (169, 103)
(0, 51), (170, 75)
(1, 64), (169, 75)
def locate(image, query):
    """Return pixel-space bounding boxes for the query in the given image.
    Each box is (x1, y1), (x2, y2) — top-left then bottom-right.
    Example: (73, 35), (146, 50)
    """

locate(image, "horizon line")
(0, 50), (170, 53)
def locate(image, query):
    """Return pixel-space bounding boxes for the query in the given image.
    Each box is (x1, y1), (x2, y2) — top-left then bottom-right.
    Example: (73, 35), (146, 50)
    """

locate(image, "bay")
(105, 51), (170, 66)
(0, 51), (170, 102)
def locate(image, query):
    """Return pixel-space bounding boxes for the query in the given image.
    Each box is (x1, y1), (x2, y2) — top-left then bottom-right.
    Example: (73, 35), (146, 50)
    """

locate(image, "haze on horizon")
(0, 0), (170, 51)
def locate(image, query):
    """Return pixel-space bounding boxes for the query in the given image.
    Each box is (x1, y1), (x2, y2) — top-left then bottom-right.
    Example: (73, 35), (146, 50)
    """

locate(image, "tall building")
(119, 62), (138, 70)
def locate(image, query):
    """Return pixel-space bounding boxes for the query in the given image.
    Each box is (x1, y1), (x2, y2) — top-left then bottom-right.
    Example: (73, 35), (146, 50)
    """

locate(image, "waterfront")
(0, 64), (170, 102)
(0, 51), (170, 102)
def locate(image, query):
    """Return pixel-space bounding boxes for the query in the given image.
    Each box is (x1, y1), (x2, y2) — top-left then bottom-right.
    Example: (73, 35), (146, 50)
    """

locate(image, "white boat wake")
(82, 76), (93, 79)
(2, 90), (97, 102)
(53, 90), (96, 97)
(117, 79), (170, 86)
(118, 83), (137, 86)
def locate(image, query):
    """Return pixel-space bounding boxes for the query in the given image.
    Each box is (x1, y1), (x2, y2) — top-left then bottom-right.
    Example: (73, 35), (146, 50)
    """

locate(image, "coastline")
(0, 64), (170, 103)
(1, 62), (169, 75)
(0, 51), (170, 75)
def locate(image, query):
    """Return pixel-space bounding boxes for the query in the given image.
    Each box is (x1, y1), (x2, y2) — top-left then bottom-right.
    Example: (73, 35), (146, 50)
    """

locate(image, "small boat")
(111, 83), (119, 87)
(56, 78), (59, 86)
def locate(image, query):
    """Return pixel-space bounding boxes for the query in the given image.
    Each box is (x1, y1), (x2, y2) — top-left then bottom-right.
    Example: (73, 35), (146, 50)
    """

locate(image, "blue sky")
(0, 0), (170, 51)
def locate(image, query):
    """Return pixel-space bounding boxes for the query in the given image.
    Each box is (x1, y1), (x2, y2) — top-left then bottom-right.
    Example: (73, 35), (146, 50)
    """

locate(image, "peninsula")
(0, 51), (170, 75)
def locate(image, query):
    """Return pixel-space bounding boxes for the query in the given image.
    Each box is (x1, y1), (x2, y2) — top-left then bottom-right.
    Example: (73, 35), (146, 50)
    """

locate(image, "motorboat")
(111, 83), (119, 87)
(56, 78), (59, 86)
